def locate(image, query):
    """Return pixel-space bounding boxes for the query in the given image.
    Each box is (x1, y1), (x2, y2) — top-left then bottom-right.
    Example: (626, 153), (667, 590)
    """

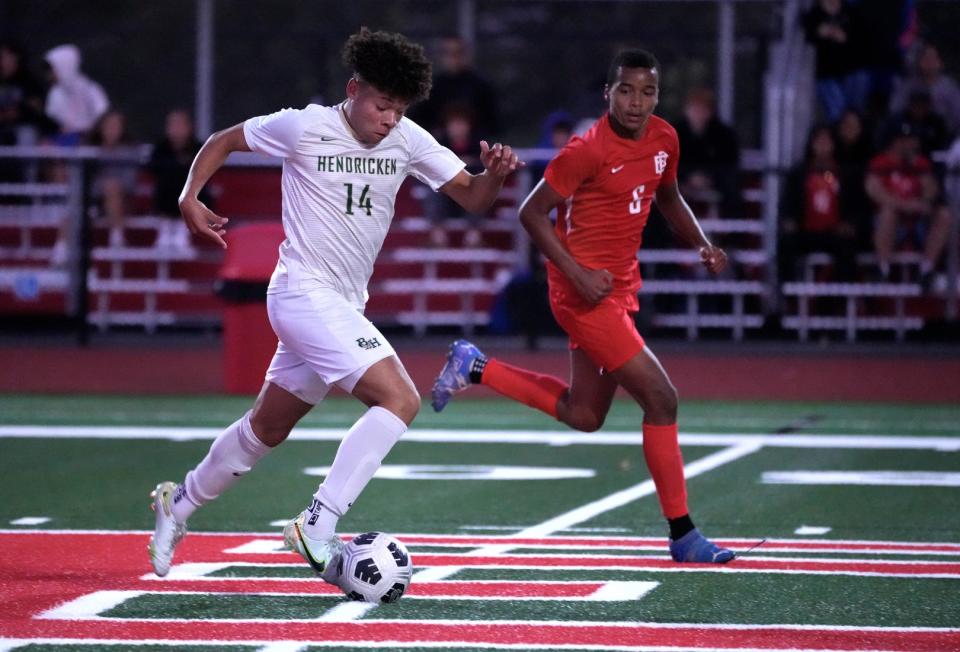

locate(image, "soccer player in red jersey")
(432, 49), (734, 563)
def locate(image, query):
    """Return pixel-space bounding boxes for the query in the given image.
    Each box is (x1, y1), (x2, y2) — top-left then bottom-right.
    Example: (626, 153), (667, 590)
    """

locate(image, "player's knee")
(646, 384), (678, 424)
(566, 409), (605, 433)
(383, 388), (420, 425)
(248, 413), (294, 447)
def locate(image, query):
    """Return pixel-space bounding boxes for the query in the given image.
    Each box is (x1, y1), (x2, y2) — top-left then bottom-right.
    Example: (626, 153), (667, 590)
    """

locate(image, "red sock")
(642, 422), (688, 519)
(480, 359), (567, 419)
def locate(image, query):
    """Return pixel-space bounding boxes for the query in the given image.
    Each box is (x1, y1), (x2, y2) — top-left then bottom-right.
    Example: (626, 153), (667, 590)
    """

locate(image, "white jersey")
(243, 103), (465, 308)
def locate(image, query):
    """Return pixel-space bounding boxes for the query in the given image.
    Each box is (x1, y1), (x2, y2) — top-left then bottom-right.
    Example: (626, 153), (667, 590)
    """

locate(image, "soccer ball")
(337, 531), (413, 603)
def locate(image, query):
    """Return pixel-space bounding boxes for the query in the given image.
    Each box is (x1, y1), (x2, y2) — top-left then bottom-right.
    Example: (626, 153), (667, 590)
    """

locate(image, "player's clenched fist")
(573, 267), (614, 304)
(699, 244), (727, 275)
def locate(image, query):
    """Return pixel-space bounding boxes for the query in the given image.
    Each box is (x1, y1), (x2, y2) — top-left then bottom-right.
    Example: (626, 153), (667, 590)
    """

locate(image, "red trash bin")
(217, 222), (285, 395)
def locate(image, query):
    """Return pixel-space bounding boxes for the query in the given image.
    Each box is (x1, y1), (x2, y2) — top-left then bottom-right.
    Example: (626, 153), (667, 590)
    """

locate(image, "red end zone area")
(2, 530), (960, 651)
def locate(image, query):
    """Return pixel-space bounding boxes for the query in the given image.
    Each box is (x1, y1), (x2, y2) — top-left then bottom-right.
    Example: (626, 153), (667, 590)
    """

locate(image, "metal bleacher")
(1, 144), (954, 342)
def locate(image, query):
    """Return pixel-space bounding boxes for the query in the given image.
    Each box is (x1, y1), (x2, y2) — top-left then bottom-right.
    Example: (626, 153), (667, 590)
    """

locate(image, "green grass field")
(1, 394), (959, 651)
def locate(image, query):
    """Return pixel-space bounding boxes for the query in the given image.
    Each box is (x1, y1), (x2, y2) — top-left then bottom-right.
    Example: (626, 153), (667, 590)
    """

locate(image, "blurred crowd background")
(1, 0), (959, 347)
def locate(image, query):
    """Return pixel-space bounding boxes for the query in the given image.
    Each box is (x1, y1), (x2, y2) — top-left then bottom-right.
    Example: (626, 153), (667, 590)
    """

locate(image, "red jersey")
(867, 151), (932, 202)
(803, 169), (841, 232)
(543, 113), (679, 310)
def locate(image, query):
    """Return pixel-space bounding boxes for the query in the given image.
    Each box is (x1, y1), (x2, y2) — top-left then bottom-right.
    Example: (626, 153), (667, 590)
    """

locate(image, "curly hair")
(341, 28), (433, 104)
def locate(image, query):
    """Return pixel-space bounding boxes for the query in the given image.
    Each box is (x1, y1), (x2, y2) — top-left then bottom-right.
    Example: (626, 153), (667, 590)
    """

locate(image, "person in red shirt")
(865, 119), (951, 287)
(432, 49), (733, 563)
(778, 124), (859, 282)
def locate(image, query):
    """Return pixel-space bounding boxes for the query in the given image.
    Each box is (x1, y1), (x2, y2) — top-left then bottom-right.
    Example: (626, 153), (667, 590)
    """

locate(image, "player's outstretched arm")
(655, 180), (727, 275)
(440, 140), (523, 215)
(519, 179), (612, 304)
(178, 123), (251, 249)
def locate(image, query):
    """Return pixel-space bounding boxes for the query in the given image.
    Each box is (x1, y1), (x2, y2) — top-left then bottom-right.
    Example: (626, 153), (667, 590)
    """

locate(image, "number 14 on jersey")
(344, 182), (373, 216)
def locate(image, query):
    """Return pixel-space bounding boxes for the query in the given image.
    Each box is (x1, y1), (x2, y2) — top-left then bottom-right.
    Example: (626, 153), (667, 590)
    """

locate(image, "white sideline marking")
(37, 590), (144, 620)
(304, 464), (595, 480)
(587, 581), (659, 601)
(270, 519), (290, 527)
(225, 540), (288, 554)
(9, 516), (50, 525)
(257, 643), (307, 652)
(2, 425), (959, 451)
(140, 562), (233, 580)
(795, 525), (832, 535)
(519, 442), (763, 539)
(763, 471), (960, 487)
(315, 601), (377, 621)
(459, 525), (630, 533)
(416, 442), (764, 581)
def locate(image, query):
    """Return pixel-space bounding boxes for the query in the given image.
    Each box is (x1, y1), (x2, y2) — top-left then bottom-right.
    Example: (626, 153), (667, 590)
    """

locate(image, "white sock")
(302, 406), (407, 540)
(173, 411), (271, 523)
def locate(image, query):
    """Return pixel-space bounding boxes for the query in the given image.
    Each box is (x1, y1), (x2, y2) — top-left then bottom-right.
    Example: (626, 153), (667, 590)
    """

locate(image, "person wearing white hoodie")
(44, 44), (111, 266)
(44, 44), (108, 144)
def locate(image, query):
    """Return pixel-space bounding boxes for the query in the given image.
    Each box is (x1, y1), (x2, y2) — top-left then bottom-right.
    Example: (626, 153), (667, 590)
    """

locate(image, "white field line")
(9, 517), (50, 525)
(256, 644), (307, 652)
(415, 441), (763, 582)
(38, 582), (666, 619)
(5, 529), (959, 553)
(37, 590), (144, 620)
(762, 470), (960, 487)
(1, 425), (958, 451)
(140, 560), (960, 580)
(459, 525), (631, 533)
(314, 601), (376, 621)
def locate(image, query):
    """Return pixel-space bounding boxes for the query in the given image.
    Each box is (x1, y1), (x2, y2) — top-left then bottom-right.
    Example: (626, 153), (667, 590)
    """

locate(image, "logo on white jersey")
(654, 151), (669, 176)
(611, 164), (625, 174)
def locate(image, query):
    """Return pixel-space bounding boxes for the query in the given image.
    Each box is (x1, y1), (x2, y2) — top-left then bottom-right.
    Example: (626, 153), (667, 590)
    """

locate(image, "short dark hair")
(606, 49), (660, 86)
(341, 27), (433, 104)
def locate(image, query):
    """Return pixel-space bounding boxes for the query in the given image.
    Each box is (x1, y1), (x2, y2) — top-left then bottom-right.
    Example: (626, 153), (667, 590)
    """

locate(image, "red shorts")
(549, 292), (645, 373)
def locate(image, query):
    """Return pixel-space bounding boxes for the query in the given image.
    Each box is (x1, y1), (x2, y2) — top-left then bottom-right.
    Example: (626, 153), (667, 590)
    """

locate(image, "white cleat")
(148, 481), (188, 577)
(283, 511), (345, 586)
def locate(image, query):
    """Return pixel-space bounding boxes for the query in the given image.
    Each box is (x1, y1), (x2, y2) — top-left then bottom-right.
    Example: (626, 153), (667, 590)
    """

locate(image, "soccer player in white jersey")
(148, 28), (521, 580)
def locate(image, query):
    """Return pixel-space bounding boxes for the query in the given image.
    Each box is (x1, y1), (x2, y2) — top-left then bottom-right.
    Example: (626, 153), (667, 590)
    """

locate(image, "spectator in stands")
(0, 38), (48, 147)
(426, 103), (483, 247)
(674, 87), (741, 219)
(52, 109), (138, 265)
(866, 119), (952, 289)
(87, 109), (139, 247)
(891, 42), (960, 137)
(149, 108), (205, 250)
(778, 125), (858, 283)
(410, 35), (500, 141)
(803, 0), (870, 124)
(834, 109), (875, 251)
(43, 44), (108, 146)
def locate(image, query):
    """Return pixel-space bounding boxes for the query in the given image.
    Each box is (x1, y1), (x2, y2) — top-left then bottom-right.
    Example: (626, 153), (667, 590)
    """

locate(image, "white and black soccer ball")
(337, 531), (413, 603)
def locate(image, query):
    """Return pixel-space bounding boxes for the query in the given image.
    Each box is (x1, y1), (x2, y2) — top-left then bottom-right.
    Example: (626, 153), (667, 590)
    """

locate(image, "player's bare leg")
(554, 348), (619, 432)
(286, 356), (417, 583)
(150, 382), (309, 576)
(249, 381), (314, 446)
(614, 347), (733, 563)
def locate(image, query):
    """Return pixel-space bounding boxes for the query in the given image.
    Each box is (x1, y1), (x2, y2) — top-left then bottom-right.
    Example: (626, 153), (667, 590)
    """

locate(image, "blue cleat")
(669, 528), (735, 563)
(431, 339), (484, 412)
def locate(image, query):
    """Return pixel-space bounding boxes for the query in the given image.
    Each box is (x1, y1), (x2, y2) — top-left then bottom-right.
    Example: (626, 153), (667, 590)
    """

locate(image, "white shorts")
(264, 288), (396, 405)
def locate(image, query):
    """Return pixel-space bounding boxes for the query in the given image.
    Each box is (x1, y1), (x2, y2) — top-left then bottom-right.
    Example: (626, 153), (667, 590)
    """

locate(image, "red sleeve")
(543, 136), (599, 199)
